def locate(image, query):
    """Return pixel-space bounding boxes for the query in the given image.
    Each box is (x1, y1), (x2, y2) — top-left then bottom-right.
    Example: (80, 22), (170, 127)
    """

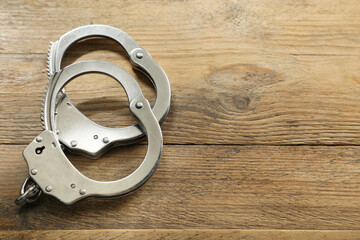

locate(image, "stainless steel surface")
(16, 25), (169, 205)
(70, 140), (78, 147)
(136, 52), (144, 59)
(20, 60), (163, 205)
(136, 101), (144, 109)
(14, 177), (41, 205)
(44, 60), (151, 158)
(46, 24), (170, 158)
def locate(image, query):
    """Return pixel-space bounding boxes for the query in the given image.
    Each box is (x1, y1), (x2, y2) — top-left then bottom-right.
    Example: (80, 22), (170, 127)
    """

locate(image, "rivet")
(31, 169), (38, 175)
(45, 185), (52, 192)
(103, 137), (109, 143)
(135, 102), (143, 109)
(35, 136), (42, 143)
(93, 135), (98, 139)
(70, 184), (76, 189)
(79, 189), (86, 195)
(71, 140), (78, 147)
(136, 52), (143, 59)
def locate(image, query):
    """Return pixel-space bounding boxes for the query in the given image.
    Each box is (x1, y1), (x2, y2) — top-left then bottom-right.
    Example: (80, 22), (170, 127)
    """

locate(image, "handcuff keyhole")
(35, 146), (45, 155)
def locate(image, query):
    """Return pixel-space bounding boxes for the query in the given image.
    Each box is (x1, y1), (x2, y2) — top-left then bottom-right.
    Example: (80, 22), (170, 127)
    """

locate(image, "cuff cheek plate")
(22, 61), (162, 205)
(47, 25), (171, 158)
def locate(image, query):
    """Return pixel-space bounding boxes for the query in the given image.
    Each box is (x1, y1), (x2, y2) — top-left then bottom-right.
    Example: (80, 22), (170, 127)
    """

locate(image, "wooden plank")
(1, 145), (360, 230)
(1, 0), (360, 56)
(1, 51), (360, 145)
(0, 0), (360, 144)
(1, 0), (360, 234)
(1, 230), (360, 240)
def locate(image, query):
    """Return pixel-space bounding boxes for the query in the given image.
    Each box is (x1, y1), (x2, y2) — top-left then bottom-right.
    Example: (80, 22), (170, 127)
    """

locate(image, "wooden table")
(1, 0), (360, 239)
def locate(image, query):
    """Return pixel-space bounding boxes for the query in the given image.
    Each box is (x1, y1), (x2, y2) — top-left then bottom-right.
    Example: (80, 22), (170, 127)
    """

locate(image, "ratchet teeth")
(47, 41), (53, 81)
(43, 41), (54, 129)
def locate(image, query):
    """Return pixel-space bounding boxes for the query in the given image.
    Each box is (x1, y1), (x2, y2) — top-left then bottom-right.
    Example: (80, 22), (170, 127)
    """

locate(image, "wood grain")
(1, 0), (360, 239)
(0, 0), (360, 145)
(1, 230), (360, 240)
(1, 145), (360, 230)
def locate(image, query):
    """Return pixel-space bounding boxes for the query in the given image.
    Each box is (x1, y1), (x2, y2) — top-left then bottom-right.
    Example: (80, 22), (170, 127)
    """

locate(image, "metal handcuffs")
(46, 25), (170, 159)
(16, 61), (162, 205)
(15, 25), (169, 205)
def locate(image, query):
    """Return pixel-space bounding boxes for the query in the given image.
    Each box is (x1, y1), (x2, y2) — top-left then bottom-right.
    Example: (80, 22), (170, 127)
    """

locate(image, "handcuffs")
(15, 25), (170, 205)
